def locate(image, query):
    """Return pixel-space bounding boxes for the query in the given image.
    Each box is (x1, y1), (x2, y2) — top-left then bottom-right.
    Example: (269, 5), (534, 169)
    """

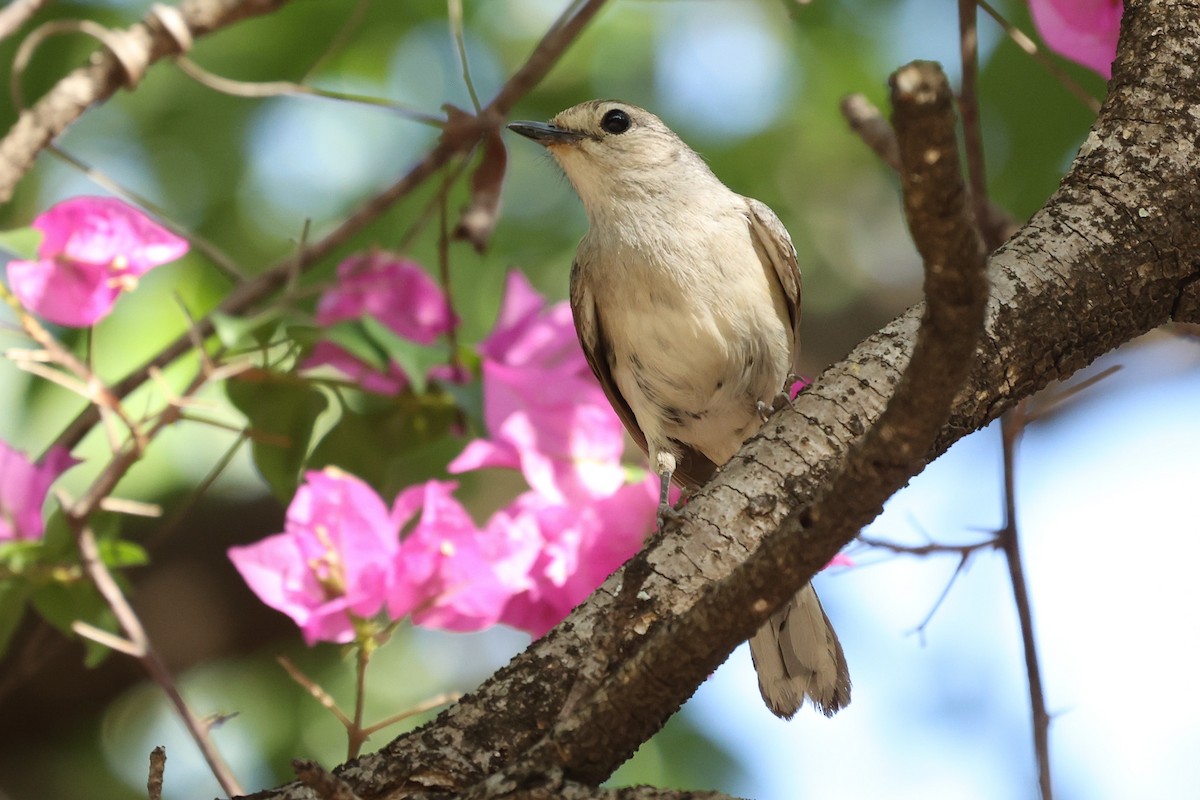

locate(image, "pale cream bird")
(508, 100), (850, 718)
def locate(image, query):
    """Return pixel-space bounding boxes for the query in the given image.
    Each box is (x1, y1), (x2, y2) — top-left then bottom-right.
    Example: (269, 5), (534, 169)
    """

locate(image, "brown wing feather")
(570, 259), (717, 491)
(744, 197), (803, 375)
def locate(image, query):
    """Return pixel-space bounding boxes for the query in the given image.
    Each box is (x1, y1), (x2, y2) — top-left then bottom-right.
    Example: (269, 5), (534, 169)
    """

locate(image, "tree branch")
(0, 0), (297, 202)
(231, 3), (1200, 798)
(468, 60), (989, 795)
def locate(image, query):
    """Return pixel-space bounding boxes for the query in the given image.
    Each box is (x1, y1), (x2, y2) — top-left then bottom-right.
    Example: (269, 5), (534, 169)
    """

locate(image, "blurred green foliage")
(0, 0), (1108, 797)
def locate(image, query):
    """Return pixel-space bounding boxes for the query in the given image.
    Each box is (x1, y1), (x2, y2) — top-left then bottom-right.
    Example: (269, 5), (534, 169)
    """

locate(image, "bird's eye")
(600, 109), (632, 135)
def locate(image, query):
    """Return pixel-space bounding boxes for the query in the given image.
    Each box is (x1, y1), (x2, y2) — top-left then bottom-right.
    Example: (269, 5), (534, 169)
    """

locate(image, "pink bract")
(387, 480), (537, 632)
(302, 252), (458, 394)
(0, 443), (79, 541)
(228, 468), (399, 645)
(6, 197), (188, 327)
(1029, 0), (1123, 78)
(493, 476), (660, 638)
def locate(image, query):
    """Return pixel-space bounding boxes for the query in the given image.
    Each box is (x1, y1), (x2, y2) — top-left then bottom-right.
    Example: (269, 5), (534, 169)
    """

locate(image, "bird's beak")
(507, 120), (585, 147)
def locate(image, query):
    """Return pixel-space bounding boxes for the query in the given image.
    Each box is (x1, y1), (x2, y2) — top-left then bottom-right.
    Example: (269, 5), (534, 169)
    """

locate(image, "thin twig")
(47, 145), (247, 282)
(0, 283), (145, 449)
(860, 534), (1000, 641)
(437, 171), (463, 373)
(65, 511), (244, 797)
(1, 0), (295, 202)
(958, 9), (1052, 788)
(277, 655), (355, 729)
(975, 0), (1102, 113)
(360, 691), (460, 737)
(0, 0), (52, 43)
(840, 93), (901, 171)
(302, 0), (372, 81)
(1000, 401), (1053, 800)
(350, 642), (370, 760)
(1026, 364), (1122, 423)
(958, 0), (992, 242)
(839, 92), (1019, 242)
(448, 0), (482, 112)
(173, 55), (444, 126)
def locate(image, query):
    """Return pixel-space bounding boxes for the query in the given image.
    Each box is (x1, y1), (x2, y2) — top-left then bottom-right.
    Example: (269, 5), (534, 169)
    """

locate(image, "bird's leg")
(758, 374), (806, 423)
(655, 450), (681, 529)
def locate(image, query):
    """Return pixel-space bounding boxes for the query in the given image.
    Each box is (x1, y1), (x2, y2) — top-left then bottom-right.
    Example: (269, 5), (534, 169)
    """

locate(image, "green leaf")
(314, 320), (392, 372)
(29, 580), (116, 667)
(0, 539), (47, 574)
(0, 226), (43, 261)
(226, 369), (329, 500)
(96, 538), (149, 570)
(0, 581), (31, 660)
(308, 390), (460, 492)
(359, 316), (448, 395)
(211, 309), (283, 350)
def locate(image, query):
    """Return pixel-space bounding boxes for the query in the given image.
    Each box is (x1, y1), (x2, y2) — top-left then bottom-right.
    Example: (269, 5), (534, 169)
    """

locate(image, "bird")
(507, 100), (850, 718)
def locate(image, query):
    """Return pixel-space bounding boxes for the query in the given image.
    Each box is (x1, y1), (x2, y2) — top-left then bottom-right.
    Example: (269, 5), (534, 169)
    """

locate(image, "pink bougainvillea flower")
(1029, 0), (1123, 78)
(493, 475), (660, 638)
(0, 443), (79, 542)
(6, 196), (188, 327)
(450, 271), (627, 502)
(228, 468), (399, 645)
(479, 270), (586, 373)
(302, 252), (458, 394)
(304, 341), (415, 395)
(387, 480), (537, 632)
(449, 359), (627, 503)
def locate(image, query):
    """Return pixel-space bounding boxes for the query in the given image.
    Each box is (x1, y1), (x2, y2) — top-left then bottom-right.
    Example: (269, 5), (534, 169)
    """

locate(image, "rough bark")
(237, 0), (1200, 798)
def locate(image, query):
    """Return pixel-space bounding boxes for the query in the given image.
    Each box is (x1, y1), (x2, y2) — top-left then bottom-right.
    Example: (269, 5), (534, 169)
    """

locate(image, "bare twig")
(0, 0), (52, 43)
(278, 654), (458, 759)
(1000, 401), (1053, 799)
(147, 746), (166, 800)
(65, 511), (244, 797)
(958, 0), (991, 241)
(0, 283), (145, 449)
(976, 0), (1103, 113)
(957, 7), (1053, 790)
(47, 145), (247, 282)
(302, 0), (372, 81)
(0, 0), (297, 202)
(448, 0), (482, 112)
(1025, 364), (1122, 423)
(277, 655), (355, 729)
(839, 92), (1019, 242)
(173, 55), (444, 125)
(839, 93), (901, 171)
(360, 691), (459, 737)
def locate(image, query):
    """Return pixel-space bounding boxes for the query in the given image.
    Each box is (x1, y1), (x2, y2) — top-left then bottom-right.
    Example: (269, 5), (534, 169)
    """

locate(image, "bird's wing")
(570, 259), (649, 457)
(744, 197), (803, 374)
(570, 258), (717, 491)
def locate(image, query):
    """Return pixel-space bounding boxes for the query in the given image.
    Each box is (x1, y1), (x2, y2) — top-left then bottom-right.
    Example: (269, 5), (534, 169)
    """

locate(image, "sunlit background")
(1, 0), (1195, 798)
